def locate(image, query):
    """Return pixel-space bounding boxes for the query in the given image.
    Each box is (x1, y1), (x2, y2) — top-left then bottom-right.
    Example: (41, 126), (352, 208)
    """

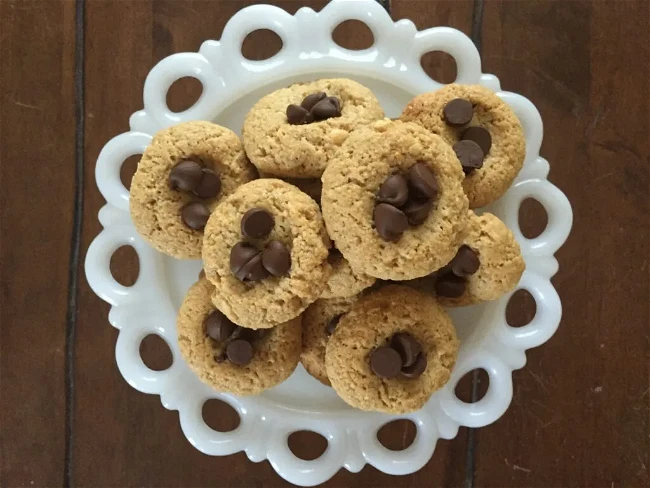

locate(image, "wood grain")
(474, 1), (650, 486)
(0, 1), (76, 486)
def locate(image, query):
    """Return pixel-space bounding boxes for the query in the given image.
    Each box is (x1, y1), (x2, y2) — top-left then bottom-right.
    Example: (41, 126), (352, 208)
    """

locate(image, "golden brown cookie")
(177, 278), (301, 395)
(202, 179), (331, 329)
(429, 211), (525, 306)
(321, 120), (469, 281)
(242, 78), (384, 178)
(325, 285), (459, 413)
(300, 296), (358, 386)
(130, 121), (256, 259)
(321, 251), (375, 299)
(404, 211), (525, 306)
(401, 84), (525, 208)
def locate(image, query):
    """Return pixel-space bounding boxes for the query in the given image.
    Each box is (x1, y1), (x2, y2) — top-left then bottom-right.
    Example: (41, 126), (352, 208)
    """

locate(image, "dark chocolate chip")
(408, 162), (439, 199)
(241, 207), (274, 239)
(311, 97), (342, 121)
(374, 203), (408, 242)
(301, 92), (327, 111)
(169, 160), (203, 191)
(261, 240), (291, 277)
(443, 98), (473, 126)
(180, 202), (210, 230)
(204, 310), (236, 342)
(226, 339), (253, 366)
(453, 140), (484, 174)
(230, 242), (260, 280)
(434, 272), (467, 298)
(369, 346), (403, 379)
(450, 245), (480, 278)
(401, 352), (427, 379)
(402, 197), (433, 226)
(241, 253), (269, 282)
(193, 168), (221, 199)
(287, 104), (314, 125)
(377, 174), (409, 207)
(230, 326), (266, 343)
(461, 126), (492, 155)
(325, 314), (343, 336)
(391, 333), (422, 368)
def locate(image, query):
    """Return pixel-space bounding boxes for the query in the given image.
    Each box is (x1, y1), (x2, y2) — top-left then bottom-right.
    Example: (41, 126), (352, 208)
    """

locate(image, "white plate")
(84, 0), (573, 485)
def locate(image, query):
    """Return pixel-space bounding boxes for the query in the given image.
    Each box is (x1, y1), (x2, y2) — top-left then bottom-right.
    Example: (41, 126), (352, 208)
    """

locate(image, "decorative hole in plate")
(420, 51), (457, 84)
(455, 369), (490, 403)
(139, 334), (173, 371)
(241, 29), (283, 61)
(119, 154), (141, 191)
(506, 289), (537, 328)
(166, 76), (203, 113)
(519, 197), (548, 238)
(332, 20), (374, 50)
(377, 419), (417, 451)
(109, 245), (139, 287)
(288, 431), (328, 461)
(202, 399), (241, 432)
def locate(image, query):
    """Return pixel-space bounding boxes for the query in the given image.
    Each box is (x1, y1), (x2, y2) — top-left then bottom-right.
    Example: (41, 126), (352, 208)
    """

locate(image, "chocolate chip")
(193, 168), (221, 199)
(402, 197), (433, 226)
(181, 202), (210, 230)
(325, 314), (343, 336)
(261, 240), (291, 277)
(435, 272), (466, 298)
(301, 92), (327, 111)
(401, 352), (427, 379)
(453, 140), (484, 174)
(450, 245), (480, 278)
(230, 326), (266, 343)
(241, 253), (269, 282)
(377, 174), (409, 207)
(443, 98), (473, 126)
(287, 104), (314, 125)
(226, 339), (253, 366)
(408, 162), (438, 200)
(369, 346), (403, 379)
(241, 207), (274, 239)
(230, 242), (265, 281)
(311, 97), (342, 121)
(169, 160), (203, 191)
(204, 310), (236, 342)
(461, 126), (492, 155)
(374, 203), (408, 242)
(391, 333), (422, 368)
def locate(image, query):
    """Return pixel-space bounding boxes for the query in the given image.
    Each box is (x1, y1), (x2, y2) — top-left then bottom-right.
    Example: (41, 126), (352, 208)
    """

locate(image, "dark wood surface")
(1, 1), (648, 487)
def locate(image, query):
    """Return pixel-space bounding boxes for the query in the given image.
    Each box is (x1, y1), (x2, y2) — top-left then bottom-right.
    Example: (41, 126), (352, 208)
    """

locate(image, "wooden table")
(2, 0), (648, 486)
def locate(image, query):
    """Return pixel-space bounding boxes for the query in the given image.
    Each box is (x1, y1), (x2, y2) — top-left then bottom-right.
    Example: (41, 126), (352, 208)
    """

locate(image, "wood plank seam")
(64, 0), (86, 486)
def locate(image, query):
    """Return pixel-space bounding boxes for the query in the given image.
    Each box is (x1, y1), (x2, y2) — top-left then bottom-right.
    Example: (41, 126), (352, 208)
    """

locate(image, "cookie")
(258, 171), (323, 206)
(428, 211), (525, 306)
(325, 285), (459, 413)
(300, 296), (357, 386)
(202, 178), (331, 329)
(177, 278), (301, 395)
(130, 121), (256, 259)
(242, 78), (384, 178)
(320, 250), (375, 299)
(400, 84), (525, 208)
(321, 120), (469, 281)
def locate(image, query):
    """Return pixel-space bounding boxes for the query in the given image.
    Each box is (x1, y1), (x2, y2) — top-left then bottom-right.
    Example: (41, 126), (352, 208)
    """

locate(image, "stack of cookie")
(130, 78), (526, 413)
